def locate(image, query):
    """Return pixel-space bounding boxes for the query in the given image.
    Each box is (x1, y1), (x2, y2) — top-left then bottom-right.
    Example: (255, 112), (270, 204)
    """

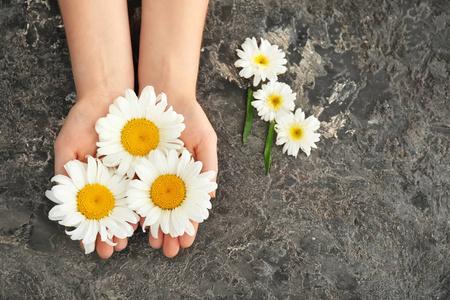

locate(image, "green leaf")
(242, 88), (254, 145)
(264, 121), (275, 175)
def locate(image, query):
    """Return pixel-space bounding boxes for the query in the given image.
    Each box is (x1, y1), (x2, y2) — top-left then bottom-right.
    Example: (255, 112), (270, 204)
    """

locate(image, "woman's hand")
(141, 98), (218, 258)
(54, 97), (138, 259)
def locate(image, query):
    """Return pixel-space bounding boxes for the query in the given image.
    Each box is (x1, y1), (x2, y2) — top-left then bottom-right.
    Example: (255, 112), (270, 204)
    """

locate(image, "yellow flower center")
(254, 54), (269, 66)
(150, 175), (186, 210)
(121, 118), (160, 156)
(77, 184), (115, 220)
(289, 125), (304, 141)
(267, 94), (283, 110)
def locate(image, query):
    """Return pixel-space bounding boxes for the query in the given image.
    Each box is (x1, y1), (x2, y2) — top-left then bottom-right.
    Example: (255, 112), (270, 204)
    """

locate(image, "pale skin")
(56, 0), (216, 258)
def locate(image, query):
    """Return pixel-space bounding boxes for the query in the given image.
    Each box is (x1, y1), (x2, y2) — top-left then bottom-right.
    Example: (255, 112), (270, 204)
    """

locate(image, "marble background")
(1, 0), (449, 299)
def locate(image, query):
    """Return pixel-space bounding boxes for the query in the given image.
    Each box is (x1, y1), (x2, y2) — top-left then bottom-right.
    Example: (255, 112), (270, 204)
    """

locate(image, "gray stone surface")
(1, 0), (449, 299)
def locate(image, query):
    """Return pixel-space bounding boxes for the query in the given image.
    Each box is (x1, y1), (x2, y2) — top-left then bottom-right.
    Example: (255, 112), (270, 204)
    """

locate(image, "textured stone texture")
(1, 0), (449, 299)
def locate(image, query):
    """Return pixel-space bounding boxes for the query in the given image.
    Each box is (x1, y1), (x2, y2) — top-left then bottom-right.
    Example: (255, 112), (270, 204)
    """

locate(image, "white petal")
(180, 161), (202, 181)
(114, 96), (132, 120)
(86, 156), (97, 185)
(82, 241), (96, 254)
(99, 219), (108, 242)
(50, 174), (76, 190)
(117, 154), (133, 177)
(112, 207), (139, 223)
(159, 210), (170, 234)
(46, 190), (63, 204)
(150, 223), (160, 239)
(128, 179), (150, 192)
(240, 67), (254, 78)
(66, 220), (89, 240)
(104, 238), (117, 246)
(109, 177), (128, 198)
(125, 89), (138, 102)
(60, 212), (84, 227)
(153, 150), (169, 174)
(52, 183), (78, 200)
(185, 220), (195, 236)
(102, 217), (127, 238)
(172, 208), (189, 237)
(65, 160), (87, 190)
(101, 152), (125, 167)
(140, 86), (156, 108)
(202, 182), (218, 194)
(144, 206), (162, 227)
(98, 162), (113, 185)
(183, 203), (206, 223)
(176, 150), (192, 177)
(135, 164), (158, 185)
(48, 205), (68, 221)
(136, 203), (153, 217)
(83, 219), (99, 244)
(253, 74), (262, 86)
(96, 143), (124, 156)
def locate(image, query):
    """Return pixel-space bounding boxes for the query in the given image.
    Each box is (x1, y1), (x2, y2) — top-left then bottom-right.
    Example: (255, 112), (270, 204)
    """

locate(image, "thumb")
(194, 134), (218, 198)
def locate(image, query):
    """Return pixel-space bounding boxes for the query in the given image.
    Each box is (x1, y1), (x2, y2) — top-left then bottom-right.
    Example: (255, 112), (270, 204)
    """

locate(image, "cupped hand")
(54, 97), (137, 258)
(143, 98), (218, 258)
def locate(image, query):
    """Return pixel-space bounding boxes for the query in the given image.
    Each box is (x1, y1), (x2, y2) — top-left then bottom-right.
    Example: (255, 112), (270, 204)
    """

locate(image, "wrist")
(139, 81), (199, 110)
(73, 93), (117, 122)
(138, 57), (198, 102)
(75, 84), (133, 107)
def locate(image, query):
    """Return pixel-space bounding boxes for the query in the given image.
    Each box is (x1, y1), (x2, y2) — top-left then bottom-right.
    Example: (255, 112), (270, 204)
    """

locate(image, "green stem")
(264, 121), (275, 175)
(242, 88), (254, 145)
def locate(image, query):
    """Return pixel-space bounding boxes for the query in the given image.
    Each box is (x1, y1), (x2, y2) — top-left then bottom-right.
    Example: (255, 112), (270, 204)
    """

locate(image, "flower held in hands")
(46, 156), (139, 254)
(95, 86), (185, 178)
(127, 149), (217, 239)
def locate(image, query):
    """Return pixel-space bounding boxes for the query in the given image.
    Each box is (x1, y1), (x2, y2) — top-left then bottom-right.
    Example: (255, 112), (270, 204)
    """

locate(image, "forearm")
(138, 0), (209, 100)
(59, 0), (134, 103)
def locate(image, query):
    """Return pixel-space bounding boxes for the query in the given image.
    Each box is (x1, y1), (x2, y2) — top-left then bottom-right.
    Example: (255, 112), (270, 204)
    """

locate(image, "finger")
(195, 134), (218, 197)
(179, 221), (199, 248)
(141, 217), (164, 249)
(148, 227), (164, 249)
(54, 145), (77, 176)
(96, 237), (114, 259)
(113, 236), (128, 251)
(163, 234), (180, 258)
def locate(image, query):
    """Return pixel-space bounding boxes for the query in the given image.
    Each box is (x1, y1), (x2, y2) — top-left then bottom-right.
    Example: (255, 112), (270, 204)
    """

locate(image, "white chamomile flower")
(46, 156), (139, 254)
(235, 37), (287, 86)
(127, 149), (217, 239)
(95, 86), (185, 178)
(275, 108), (321, 157)
(252, 81), (296, 122)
